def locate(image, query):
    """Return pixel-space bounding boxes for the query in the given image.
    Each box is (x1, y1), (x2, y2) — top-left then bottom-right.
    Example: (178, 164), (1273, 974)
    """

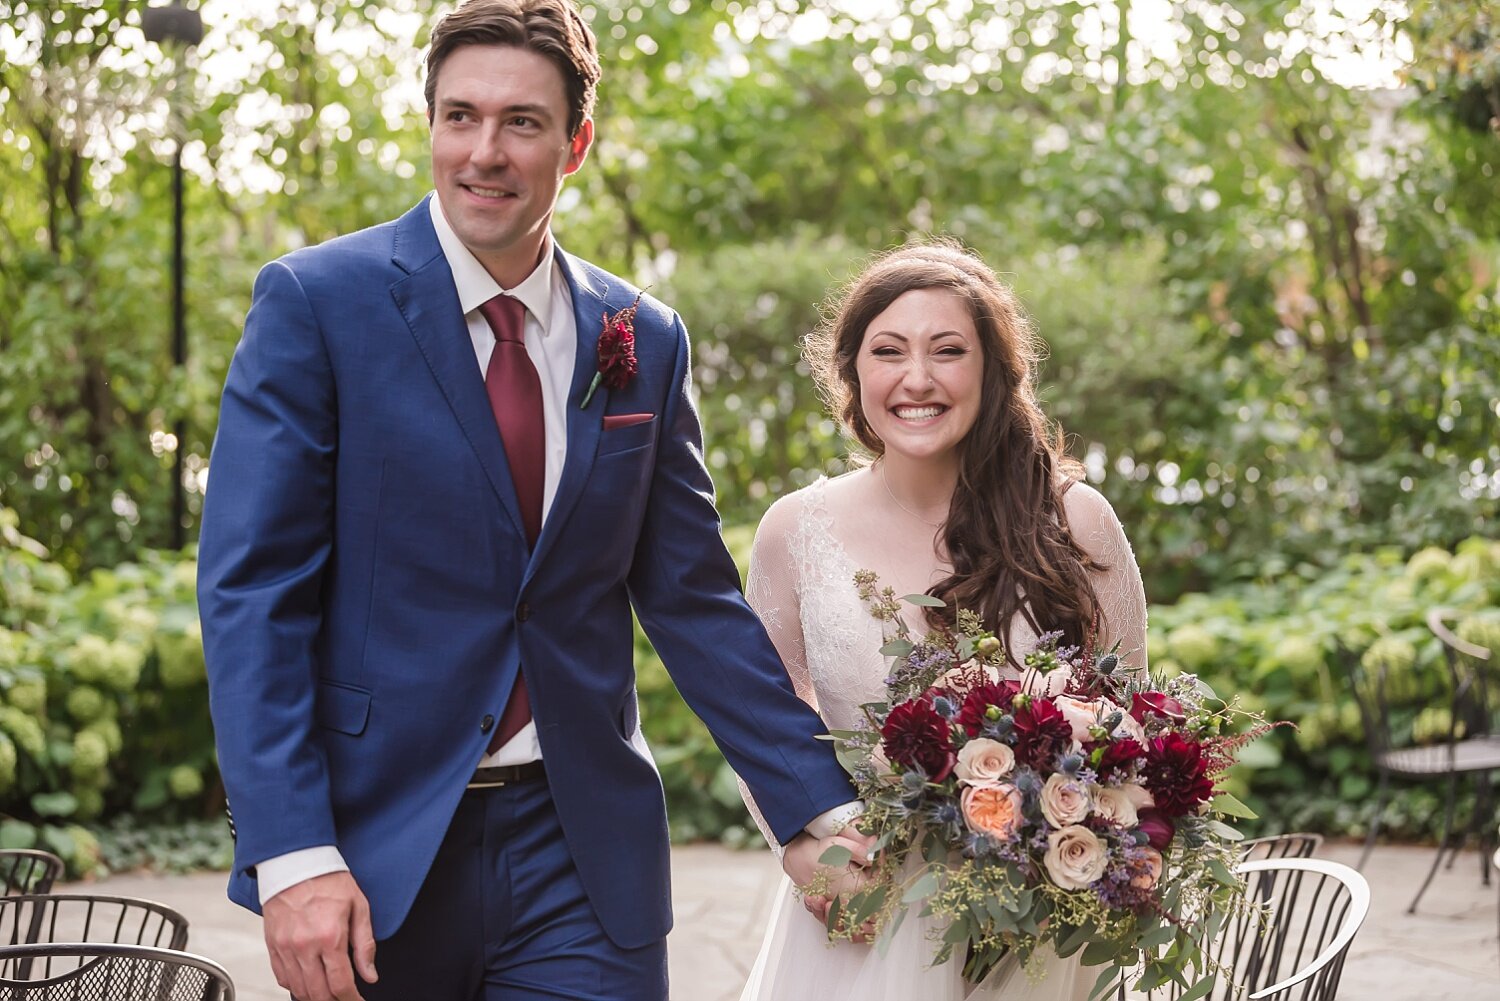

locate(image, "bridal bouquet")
(815, 572), (1275, 998)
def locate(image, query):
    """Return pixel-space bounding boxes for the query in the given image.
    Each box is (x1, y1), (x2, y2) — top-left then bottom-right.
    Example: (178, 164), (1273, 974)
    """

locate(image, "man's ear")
(564, 118), (593, 175)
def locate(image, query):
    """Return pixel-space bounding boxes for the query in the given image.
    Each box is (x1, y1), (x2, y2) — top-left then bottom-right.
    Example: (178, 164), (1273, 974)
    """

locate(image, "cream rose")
(955, 738), (1015, 785)
(1092, 785), (1139, 828)
(961, 783), (1025, 840)
(1111, 709), (1148, 747)
(1130, 847), (1164, 889)
(1021, 664), (1074, 699)
(1040, 773), (1091, 828)
(938, 658), (1002, 693)
(1120, 782), (1155, 810)
(1055, 696), (1105, 743)
(1044, 825), (1109, 890)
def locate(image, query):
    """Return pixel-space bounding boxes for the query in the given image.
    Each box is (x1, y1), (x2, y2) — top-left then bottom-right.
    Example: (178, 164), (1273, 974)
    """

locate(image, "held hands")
(782, 823), (880, 943)
(262, 871), (378, 1001)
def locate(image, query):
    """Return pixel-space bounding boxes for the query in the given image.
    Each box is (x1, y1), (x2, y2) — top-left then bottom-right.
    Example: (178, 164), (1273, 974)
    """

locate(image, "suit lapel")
(525, 247), (608, 578)
(388, 201), (528, 543)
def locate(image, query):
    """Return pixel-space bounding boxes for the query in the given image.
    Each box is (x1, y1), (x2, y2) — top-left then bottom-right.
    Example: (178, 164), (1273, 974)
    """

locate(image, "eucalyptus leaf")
(819, 844), (854, 867)
(880, 638), (915, 658)
(1211, 792), (1258, 819)
(1178, 976), (1217, 1001)
(902, 870), (940, 903)
(901, 593), (947, 608)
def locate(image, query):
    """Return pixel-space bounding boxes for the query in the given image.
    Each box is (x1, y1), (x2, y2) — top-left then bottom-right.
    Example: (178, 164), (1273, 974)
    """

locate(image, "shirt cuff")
(803, 800), (866, 840)
(255, 846), (350, 905)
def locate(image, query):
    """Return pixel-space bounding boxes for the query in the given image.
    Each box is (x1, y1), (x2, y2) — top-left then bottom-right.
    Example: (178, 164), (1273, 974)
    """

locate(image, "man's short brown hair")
(425, 0), (601, 137)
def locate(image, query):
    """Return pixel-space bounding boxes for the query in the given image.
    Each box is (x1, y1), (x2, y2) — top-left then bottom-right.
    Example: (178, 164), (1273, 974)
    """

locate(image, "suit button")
(480, 714), (495, 734)
(516, 602), (530, 622)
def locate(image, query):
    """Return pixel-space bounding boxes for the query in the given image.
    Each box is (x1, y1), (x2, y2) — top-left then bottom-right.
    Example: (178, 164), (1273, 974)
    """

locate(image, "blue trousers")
(357, 778), (668, 1000)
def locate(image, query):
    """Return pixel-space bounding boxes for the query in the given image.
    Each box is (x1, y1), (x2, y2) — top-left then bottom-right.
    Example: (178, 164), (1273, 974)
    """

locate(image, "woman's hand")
(781, 831), (881, 943)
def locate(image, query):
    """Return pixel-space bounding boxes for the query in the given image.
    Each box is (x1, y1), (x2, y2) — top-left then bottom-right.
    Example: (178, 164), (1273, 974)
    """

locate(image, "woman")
(738, 241), (1148, 1000)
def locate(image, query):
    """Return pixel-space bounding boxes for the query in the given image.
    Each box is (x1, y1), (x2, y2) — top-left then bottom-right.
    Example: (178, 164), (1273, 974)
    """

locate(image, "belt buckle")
(467, 778), (509, 789)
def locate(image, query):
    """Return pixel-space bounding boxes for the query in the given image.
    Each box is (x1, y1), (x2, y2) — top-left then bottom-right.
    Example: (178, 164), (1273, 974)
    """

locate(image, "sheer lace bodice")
(740, 472), (1149, 851)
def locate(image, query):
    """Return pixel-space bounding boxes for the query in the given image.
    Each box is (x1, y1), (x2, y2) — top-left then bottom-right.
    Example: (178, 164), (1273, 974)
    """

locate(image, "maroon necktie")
(480, 294), (543, 752)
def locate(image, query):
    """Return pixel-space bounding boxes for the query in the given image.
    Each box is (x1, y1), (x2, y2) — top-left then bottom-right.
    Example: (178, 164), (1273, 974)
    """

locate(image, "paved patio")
(65, 840), (1497, 1000)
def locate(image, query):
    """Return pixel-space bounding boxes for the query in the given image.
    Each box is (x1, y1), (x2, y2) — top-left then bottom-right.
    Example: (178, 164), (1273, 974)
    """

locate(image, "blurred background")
(0, 0), (1496, 876)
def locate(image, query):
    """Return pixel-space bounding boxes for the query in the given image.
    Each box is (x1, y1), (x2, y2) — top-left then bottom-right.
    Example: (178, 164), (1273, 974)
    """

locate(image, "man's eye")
(512, 116), (535, 128)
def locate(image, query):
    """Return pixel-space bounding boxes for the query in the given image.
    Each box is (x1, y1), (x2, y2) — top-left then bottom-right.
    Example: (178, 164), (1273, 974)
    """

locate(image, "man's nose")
(470, 125), (509, 169)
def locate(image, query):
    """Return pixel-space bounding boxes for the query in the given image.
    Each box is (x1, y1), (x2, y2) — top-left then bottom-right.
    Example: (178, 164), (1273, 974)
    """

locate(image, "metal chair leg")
(1410, 772), (1461, 914)
(1359, 771), (1390, 870)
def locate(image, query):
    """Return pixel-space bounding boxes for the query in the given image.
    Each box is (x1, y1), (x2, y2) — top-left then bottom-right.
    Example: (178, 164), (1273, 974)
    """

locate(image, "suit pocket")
(315, 680), (372, 736)
(597, 417), (657, 456)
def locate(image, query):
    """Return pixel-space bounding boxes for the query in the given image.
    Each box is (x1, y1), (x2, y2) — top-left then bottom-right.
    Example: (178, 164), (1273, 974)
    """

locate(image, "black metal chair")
(0, 894), (189, 957)
(0, 850), (64, 897)
(0, 942), (234, 999)
(1339, 620), (1500, 912)
(1238, 834), (1323, 863)
(1118, 857), (1370, 1000)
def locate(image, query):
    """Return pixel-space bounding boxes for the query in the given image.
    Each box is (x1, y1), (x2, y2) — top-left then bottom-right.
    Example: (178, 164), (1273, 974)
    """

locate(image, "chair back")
(1238, 834), (1323, 863)
(1336, 640), (1455, 765)
(0, 942), (234, 1000)
(1428, 608), (1495, 739)
(0, 850), (64, 897)
(0, 894), (189, 954)
(1121, 858), (1368, 1000)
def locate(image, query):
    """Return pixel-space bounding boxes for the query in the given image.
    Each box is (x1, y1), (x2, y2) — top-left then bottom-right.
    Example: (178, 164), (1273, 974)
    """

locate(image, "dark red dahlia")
(1130, 691), (1187, 724)
(1094, 737), (1147, 782)
(1011, 698), (1074, 771)
(956, 681), (1021, 736)
(881, 699), (956, 781)
(1140, 733), (1215, 815)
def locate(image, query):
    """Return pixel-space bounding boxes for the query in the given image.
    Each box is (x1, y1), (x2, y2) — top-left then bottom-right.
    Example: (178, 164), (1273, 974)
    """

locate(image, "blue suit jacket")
(197, 200), (855, 948)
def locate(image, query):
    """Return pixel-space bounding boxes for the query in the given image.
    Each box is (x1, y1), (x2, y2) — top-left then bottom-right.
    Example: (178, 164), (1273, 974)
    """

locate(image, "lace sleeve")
(737, 494), (816, 857)
(1064, 481), (1149, 674)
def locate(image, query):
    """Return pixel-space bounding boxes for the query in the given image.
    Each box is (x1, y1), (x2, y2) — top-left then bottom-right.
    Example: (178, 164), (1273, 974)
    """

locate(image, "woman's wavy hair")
(804, 239), (1103, 659)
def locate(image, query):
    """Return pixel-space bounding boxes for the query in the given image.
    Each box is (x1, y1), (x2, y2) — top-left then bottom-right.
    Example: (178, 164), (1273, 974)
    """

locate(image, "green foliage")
(0, 514), (215, 875)
(1153, 534), (1500, 838)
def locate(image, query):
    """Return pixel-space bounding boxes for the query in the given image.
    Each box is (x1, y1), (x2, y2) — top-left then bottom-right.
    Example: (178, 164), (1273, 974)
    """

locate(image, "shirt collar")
(428, 191), (556, 335)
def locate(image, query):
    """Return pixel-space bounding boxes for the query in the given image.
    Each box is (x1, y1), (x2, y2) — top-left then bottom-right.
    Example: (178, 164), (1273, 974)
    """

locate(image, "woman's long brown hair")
(805, 240), (1103, 660)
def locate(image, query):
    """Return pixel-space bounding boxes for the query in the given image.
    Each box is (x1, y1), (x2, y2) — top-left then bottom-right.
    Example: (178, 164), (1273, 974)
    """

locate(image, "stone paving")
(63, 841), (1498, 1001)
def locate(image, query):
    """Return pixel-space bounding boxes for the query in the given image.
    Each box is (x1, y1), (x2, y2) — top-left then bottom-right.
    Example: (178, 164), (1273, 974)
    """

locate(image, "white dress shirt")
(255, 194), (858, 903)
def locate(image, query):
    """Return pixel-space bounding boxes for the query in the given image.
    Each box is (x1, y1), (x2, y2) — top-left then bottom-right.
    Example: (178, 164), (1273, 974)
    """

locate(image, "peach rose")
(955, 738), (1016, 785)
(1120, 782), (1155, 810)
(1092, 785), (1139, 828)
(1044, 825), (1108, 890)
(961, 782), (1025, 840)
(1040, 773), (1092, 828)
(1055, 696), (1105, 743)
(1130, 847), (1164, 889)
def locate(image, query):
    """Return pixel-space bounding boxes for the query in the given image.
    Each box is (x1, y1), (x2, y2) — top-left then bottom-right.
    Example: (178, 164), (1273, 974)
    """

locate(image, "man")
(198, 2), (867, 999)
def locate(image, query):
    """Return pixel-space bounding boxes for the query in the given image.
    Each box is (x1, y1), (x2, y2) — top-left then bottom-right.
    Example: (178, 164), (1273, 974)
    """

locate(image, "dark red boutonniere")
(580, 292), (643, 409)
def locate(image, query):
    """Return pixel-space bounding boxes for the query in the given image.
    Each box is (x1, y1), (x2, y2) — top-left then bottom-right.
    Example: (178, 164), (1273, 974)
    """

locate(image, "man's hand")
(782, 825), (880, 942)
(262, 870), (377, 1001)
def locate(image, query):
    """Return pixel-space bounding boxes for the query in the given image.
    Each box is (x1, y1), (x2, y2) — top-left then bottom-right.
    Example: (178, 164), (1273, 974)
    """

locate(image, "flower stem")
(579, 372), (603, 410)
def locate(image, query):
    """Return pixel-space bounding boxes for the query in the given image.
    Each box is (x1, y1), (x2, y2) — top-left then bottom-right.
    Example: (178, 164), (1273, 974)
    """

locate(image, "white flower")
(1092, 785), (1140, 828)
(1040, 773), (1091, 828)
(1044, 825), (1108, 890)
(955, 738), (1015, 785)
(938, 658), (1001, 693)
(1021, 664), (1073, 699)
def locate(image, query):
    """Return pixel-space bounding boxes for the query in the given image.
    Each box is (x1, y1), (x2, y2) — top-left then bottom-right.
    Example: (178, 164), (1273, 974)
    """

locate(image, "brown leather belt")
(467, 761), (546, 789)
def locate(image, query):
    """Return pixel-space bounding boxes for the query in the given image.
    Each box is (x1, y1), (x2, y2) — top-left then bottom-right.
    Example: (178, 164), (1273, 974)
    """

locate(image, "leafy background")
(0, 0), (1496, 872)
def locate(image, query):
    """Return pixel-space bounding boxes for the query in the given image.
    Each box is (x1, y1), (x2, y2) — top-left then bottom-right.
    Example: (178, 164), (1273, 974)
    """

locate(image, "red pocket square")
(602, 413), (655, 430)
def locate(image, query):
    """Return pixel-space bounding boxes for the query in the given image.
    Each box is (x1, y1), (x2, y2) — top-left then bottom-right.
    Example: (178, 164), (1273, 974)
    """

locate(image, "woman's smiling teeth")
(894, 405), (946, 421)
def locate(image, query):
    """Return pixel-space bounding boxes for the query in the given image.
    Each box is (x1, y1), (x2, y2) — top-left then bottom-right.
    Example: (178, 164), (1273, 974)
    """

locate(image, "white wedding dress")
(738, 472), (1149, 1001)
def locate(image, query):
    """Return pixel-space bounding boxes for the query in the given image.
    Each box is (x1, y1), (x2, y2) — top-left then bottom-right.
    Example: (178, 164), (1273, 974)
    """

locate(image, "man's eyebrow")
(436, 97), (554, 120)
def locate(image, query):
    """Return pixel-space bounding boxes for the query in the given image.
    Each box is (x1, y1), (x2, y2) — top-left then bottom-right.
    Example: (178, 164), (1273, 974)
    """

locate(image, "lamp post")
(143, 2), (202, 550)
